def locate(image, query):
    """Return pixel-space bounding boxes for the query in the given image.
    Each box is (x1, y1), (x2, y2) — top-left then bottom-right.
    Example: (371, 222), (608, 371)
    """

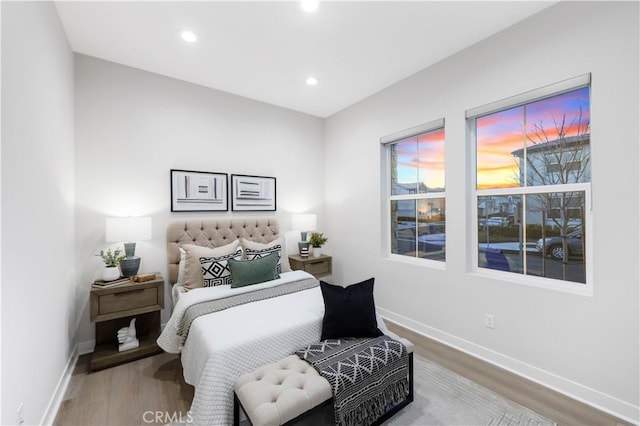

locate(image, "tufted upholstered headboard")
(166, 218), (281, 285)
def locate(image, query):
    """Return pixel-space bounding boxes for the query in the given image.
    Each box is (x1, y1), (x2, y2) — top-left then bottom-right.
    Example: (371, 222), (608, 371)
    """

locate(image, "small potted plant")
(97, 248), (125, 281)
(308, 232), (328, 258)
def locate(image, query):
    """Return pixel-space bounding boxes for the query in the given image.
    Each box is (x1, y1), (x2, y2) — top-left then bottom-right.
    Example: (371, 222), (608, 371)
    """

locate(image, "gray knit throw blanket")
(295, 335), (409, 426)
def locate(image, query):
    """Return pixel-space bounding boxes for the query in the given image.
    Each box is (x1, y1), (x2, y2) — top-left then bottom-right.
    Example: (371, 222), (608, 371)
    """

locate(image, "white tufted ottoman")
(233, 354), (333, 426)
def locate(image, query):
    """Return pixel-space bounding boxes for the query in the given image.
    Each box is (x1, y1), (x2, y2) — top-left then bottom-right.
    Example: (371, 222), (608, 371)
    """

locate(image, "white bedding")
(158, 270), (391, 425)
(158, 272), (320, 425)
(171, 282), (185, 307)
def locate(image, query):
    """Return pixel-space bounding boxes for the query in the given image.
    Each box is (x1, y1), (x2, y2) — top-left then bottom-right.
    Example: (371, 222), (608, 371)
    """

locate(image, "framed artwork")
(231, 174), (277, 211)
(170, 169), (228, 212)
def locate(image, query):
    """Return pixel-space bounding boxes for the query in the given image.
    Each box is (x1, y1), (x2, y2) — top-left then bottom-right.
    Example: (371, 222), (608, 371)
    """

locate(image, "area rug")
(384, 354), (556, 426)
(238, 354), (556, 426)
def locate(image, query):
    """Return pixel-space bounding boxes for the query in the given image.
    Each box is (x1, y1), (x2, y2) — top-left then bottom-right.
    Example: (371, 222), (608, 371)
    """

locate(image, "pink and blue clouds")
(476, 87), (590, 189)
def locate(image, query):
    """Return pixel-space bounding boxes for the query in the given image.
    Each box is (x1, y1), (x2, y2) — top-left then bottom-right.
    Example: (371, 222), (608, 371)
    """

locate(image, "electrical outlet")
(485, 313), (495, 329)
(16, 403), (24, 426)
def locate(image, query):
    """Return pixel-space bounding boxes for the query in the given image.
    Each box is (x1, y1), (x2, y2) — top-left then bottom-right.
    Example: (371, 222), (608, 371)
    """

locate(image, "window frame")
(381, 118), (446, 267)
(467, 75), (593, 295)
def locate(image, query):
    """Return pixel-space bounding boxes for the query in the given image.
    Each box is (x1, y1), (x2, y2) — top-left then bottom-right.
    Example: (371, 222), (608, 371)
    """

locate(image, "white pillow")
(177, 247), (186, 286)
(241, 237), (291, 273)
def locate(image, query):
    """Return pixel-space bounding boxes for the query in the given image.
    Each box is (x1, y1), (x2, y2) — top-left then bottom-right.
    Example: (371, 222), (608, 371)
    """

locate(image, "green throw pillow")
(229, 252), (280, 288)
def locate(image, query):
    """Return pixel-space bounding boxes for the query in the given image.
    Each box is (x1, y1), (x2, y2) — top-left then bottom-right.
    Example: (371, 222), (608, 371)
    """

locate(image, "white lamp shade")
(291, 213), (317, 232)
(106, 217), (152, 242)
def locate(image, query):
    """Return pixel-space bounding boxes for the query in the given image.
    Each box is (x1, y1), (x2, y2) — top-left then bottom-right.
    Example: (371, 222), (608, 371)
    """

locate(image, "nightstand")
(289, 254), (332, 278)
(89, 273), (164, 371)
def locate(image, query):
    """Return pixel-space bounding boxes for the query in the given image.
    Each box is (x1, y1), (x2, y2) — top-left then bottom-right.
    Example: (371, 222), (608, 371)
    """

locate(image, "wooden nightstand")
(289, 254), (332, 278)
(89, 273), (164, 371)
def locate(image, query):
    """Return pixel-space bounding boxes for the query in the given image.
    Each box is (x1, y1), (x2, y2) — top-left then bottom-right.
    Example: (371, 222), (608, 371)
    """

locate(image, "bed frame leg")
(233, 392), (240, 426)
(408, 352), (414, 402)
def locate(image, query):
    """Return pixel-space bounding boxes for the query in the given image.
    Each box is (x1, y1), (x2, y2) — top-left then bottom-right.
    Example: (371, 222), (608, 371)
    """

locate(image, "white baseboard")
(77, 339), (95, 356)
(378, 307), (640, 425)
(39, 346), (78, 426)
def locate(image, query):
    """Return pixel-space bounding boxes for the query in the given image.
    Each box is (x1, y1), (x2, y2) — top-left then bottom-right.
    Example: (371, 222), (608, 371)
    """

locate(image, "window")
(383, 120), (445, 262)
(468, 75), (591, 288)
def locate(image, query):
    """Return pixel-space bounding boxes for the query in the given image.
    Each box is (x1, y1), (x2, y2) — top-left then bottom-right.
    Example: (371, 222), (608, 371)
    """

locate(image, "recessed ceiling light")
(301, 0), (319, 12)
(179, 30), (198, 43)
(306, 76), (319, 86)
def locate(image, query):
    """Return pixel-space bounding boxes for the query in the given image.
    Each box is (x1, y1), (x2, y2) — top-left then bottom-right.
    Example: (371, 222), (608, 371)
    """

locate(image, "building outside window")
(468, 75), (591, 290)
(383, 120), (446, 262)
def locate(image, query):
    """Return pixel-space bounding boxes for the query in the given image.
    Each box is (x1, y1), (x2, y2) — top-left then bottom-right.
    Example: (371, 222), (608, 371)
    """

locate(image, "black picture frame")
(170, 169), (228, 212)
(231, 174), (277, 211)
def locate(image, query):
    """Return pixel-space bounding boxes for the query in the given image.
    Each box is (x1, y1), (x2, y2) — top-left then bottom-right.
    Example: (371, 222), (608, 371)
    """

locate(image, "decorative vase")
(119, 257), (141, 278)
(312, 247), (322, 258)
(102, 266), (120, 282)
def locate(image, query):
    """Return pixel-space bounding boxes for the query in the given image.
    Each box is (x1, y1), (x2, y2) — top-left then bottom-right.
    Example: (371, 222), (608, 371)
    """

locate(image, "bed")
(157, 218), (396, 426)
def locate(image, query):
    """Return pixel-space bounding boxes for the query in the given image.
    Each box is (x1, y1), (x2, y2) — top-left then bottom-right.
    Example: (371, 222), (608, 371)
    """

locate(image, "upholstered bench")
(233, 336), (414, 426)
(233, 355), (332, 426)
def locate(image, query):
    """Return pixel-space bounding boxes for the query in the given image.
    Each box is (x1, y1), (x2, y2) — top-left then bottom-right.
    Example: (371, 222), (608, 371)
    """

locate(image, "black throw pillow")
(320, 278), (383, 340)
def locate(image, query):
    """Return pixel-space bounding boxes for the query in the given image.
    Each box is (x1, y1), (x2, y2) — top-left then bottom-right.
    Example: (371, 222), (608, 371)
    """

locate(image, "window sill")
(469, 267), (593, 296)
(385, 254), (447, 270)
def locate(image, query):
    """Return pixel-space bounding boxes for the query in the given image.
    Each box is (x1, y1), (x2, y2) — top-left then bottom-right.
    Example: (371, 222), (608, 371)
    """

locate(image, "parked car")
(536, 228), (583, 260)
(486, 216), (509, 227)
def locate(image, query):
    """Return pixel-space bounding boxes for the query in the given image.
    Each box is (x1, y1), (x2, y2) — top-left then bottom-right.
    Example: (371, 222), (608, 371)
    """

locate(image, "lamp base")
(298, 242), (310, 257)
(120, 257), (141, 277)
(123, 242), (137, 258)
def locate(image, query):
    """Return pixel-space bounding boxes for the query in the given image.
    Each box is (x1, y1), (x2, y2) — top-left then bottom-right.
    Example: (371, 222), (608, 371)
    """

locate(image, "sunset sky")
(392, 87), (590, 191)
(394, 128), (445, 191)
(476, 86), (590, 189)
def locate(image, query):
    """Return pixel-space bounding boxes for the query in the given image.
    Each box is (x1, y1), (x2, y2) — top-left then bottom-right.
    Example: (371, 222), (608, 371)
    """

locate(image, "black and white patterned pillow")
(200, 247), (243, 287)
(245, 244), (283, 274)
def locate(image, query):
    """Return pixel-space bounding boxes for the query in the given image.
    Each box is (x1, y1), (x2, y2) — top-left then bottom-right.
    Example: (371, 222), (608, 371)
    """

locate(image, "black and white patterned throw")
(296, 335), (409, 426)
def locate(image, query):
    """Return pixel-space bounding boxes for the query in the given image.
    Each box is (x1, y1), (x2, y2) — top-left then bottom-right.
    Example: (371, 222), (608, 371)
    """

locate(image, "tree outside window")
(474, 85), (590, 285)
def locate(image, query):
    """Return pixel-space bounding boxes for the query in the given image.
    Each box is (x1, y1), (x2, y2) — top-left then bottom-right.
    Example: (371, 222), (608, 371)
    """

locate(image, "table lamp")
(106, 216), (152, 277)
(291, 213), (316, 257)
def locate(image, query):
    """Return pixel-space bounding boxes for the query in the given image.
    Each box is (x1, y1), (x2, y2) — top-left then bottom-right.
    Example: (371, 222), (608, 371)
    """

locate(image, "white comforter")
(157, 271), (326, 425)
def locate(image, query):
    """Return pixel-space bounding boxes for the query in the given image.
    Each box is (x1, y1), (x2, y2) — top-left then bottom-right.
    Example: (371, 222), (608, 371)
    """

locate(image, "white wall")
(1, 2), (76, 425)
(74, 55), (324, 344)
(324, 2), (639, 422)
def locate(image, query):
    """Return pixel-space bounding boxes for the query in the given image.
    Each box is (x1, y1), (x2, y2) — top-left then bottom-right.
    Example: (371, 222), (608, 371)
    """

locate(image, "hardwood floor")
(54, 326), (632, 426)
(386, 321), (632, 426)
(54, 352), (193, 426)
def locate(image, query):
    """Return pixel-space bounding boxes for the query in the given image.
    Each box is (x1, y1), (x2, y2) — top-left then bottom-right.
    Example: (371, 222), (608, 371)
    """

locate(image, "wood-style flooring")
(54, 324), (632, 426)
(54, 352), (193, 426)
(386, 321), (631, 426)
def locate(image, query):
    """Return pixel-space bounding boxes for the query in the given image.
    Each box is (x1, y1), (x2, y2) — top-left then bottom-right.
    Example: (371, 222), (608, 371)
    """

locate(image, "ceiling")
(55, 1), (555, 118)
